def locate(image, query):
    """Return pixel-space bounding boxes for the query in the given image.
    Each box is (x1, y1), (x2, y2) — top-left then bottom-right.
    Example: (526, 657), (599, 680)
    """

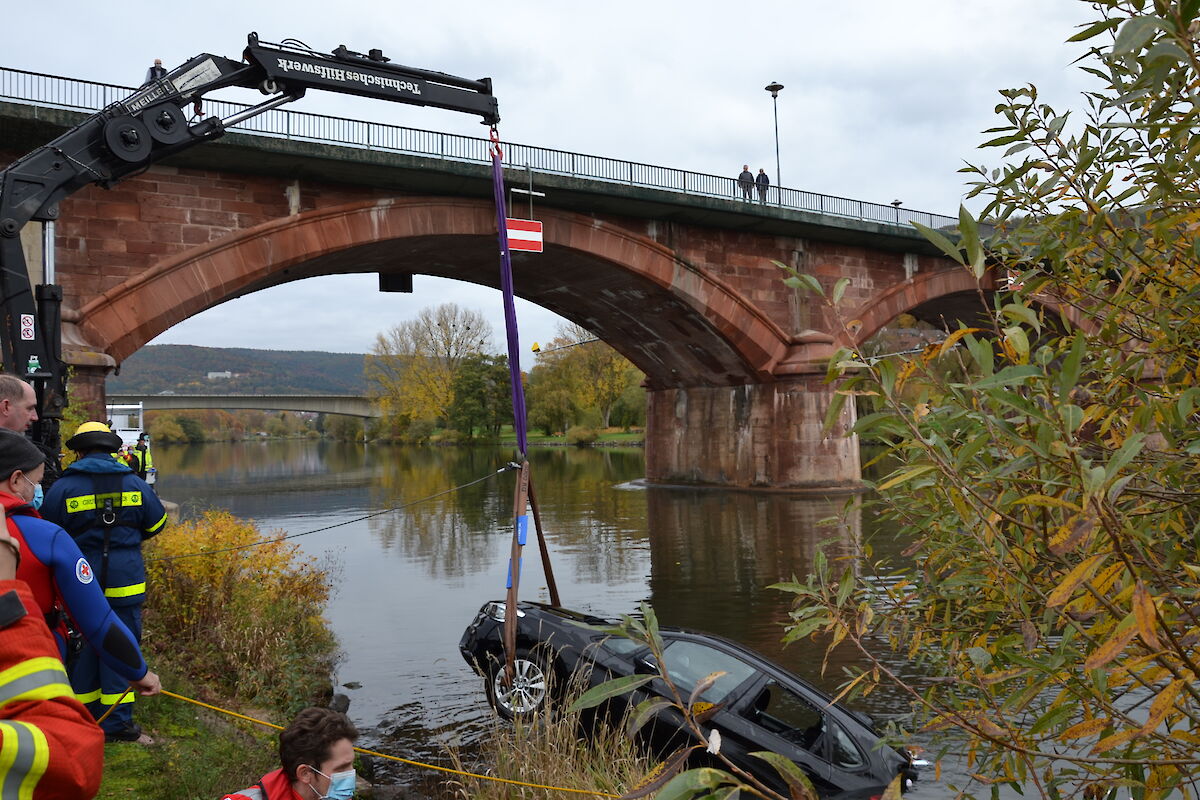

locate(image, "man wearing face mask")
(42, 421), (167, 744)
(223, 707), (359, 800)
(0, 430), (160, 719)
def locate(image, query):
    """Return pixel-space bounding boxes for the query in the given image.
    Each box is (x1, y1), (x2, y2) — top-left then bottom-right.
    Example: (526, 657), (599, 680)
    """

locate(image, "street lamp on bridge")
(764, 81), (784, 196)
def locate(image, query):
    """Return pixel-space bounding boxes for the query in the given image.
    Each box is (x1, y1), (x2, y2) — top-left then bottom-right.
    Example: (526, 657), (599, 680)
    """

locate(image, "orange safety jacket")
(0, 579), (104, 799)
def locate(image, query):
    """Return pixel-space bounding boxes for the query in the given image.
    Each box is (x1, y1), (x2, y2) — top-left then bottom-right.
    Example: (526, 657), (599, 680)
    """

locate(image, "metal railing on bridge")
(0, 66), (958, 231)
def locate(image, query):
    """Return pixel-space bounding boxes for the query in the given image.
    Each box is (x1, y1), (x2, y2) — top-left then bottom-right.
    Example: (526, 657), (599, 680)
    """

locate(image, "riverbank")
(99, 511), (339, 799)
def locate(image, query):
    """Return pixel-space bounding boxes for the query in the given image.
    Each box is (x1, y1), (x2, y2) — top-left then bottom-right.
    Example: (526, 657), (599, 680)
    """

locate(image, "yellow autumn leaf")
(1047, 553), (1108, 608)
(876, 465), (938, 492)
(1139, 679), (1185, 734)
(1060, 717), (1111, 740)
(1091, 727), (1140, 755)
(932, 327), (984, 360)
(1132, 580), (1162, 650)
(1015, 494), (1082, 511)
(1083, 618), (1138, 671)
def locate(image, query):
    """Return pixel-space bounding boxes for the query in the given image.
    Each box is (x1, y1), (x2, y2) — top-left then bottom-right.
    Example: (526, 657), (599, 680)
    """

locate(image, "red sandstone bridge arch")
(75, 198), (793, 389)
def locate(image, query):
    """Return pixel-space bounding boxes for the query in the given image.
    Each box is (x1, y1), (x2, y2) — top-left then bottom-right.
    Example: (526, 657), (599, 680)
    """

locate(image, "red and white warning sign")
(19, 314), (35, 341)
(505, 218), (543, 253)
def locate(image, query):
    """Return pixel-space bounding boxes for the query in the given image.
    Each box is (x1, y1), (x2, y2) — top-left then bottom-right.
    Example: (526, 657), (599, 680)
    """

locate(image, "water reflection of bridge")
(107, 393), (379, 418)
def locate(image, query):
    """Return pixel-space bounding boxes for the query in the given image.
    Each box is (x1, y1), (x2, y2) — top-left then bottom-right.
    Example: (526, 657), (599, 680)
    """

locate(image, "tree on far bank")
(778, 3), (1200, 798)
(529, 323), (643, 431)
(448, 353), (512, 439)
(366, 303), (492, 428)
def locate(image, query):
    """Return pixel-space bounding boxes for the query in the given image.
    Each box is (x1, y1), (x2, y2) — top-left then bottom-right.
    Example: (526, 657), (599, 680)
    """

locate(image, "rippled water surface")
(156, 440), (960, 796)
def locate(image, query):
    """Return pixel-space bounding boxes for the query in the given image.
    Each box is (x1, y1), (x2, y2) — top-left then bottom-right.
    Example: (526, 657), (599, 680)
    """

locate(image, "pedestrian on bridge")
(42, 421), (167, 744)
(756, 168), (770, 203)
(738, 165), (755, 201)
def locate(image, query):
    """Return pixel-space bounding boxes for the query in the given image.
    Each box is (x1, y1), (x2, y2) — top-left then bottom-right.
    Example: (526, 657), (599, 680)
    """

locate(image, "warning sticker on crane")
(19, 314), (34, 340)
(505, 219), (543, 253)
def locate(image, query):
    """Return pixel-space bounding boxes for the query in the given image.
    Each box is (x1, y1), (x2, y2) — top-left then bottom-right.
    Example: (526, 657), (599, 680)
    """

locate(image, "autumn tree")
(778, 3), (1200, 799)
(528, 323), (643, 430)
(366, 304), (493, 428)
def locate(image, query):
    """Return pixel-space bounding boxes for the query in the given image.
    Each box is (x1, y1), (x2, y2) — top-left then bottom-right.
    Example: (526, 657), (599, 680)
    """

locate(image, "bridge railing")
(0, 66), (959, 231)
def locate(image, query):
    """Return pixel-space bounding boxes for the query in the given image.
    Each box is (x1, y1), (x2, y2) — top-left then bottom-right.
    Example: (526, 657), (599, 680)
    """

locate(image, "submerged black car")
(459, 601), (921, 799)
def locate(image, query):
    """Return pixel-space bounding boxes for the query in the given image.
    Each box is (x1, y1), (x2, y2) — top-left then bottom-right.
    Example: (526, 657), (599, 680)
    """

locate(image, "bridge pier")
(644, 376), (862, 492)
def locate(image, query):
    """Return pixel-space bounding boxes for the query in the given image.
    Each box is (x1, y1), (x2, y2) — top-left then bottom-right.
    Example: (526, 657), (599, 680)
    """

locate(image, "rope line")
(159, 689), (619, 797)
(148, 464), (519, 563)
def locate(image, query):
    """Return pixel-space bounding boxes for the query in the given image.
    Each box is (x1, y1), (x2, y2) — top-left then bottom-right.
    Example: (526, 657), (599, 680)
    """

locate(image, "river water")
(155, 440), (952, 796)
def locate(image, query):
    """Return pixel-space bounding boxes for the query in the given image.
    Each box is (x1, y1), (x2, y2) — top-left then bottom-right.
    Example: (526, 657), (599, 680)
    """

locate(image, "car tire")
(487, 647), (554, 720)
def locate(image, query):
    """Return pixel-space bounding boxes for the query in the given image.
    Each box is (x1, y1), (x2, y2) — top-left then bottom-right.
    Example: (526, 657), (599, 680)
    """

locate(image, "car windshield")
(660, 640), (757, 703)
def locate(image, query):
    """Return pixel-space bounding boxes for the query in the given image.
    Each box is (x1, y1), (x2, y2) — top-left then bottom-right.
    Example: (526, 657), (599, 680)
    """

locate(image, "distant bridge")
(106, 394), (379, 418)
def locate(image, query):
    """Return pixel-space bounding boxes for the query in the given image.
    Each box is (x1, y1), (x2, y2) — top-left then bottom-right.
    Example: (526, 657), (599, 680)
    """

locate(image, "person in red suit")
(0, 524), (105, 798)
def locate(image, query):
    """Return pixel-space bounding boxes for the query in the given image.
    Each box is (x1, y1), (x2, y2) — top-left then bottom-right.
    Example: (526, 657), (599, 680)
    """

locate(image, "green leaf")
(1066, 17), (1121, 42)
(749, 751), (819, 800)
(626, 697), (675, 736)
(970, 364), (1041, 390)
(1058, 335), (1087, 402)
(1113, 15), (1163, 54)
(958, 205), (985, 278)
(650, 768), (729, 800)
(1000, 302), (1039, 331)
(831, 277), (850, 305)
(1105, 433), (1146, 481)
(567, 674), (655, 712)
(911, 222), (965, 266)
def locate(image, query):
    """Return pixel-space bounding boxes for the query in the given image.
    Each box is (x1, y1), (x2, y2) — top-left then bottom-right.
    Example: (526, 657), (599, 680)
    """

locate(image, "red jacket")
(0, 579), (104, 799)
(222, 768), (305, 800)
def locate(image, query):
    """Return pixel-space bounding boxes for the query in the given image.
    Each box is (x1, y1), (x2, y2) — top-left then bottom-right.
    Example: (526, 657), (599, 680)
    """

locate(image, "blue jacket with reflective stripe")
(9, 511), (149, 682)
(42, 454), (167, 608)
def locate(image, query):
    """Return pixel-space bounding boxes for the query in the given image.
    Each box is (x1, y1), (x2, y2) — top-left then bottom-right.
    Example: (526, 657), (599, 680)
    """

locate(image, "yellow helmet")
(66, 421), (123, 453)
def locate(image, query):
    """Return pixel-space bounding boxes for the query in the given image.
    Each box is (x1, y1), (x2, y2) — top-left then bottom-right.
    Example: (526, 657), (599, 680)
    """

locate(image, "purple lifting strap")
(490, 139), (529, 455)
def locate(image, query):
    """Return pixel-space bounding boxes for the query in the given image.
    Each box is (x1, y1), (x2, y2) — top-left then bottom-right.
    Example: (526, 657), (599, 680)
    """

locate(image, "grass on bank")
(445, 677), (657, 800)
(99, 511), (339, 800)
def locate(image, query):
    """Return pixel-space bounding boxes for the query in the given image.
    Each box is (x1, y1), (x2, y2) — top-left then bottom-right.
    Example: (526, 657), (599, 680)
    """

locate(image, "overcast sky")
(6, 1), (1095, 369)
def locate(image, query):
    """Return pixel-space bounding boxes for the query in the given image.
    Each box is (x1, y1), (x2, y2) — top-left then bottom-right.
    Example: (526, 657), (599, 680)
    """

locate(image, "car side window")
(660, 641), (757, 703)
(746, 682), (828, 753)
(827, 720), (866, 769)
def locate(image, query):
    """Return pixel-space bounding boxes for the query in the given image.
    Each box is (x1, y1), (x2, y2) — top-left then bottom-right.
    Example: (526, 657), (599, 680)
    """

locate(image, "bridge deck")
(106, 394), (379, 418)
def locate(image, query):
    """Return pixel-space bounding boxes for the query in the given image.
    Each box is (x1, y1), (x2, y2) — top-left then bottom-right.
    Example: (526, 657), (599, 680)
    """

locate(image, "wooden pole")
(502, 460), (530, 682)
(526, 475), (560, 607)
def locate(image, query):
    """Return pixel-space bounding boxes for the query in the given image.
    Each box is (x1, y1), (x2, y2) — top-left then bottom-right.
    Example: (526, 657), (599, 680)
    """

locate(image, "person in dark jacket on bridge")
(756, 168), (770, 203)
(41, 421), (167, 744)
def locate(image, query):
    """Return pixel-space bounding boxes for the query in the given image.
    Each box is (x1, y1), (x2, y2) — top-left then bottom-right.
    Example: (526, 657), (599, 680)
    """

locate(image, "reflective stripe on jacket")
(0, 580), (104, 799)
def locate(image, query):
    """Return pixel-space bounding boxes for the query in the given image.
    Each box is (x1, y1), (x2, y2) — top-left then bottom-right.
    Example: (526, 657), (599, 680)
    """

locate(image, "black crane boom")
(0, 33), (499, 455)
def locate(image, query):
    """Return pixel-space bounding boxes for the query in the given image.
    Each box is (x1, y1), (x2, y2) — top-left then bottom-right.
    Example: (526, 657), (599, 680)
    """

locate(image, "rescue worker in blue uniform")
(42, 421), (167, 743)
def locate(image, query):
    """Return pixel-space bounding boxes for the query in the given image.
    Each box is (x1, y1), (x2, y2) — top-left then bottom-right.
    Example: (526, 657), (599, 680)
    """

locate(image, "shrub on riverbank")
(144, 510), (339, 712)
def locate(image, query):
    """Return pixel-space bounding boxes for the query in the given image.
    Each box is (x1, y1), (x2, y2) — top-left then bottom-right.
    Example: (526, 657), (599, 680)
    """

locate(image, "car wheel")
(487, 648), (553, 719)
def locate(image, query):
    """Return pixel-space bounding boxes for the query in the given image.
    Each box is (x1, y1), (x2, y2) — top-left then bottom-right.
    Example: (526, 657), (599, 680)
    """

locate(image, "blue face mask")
(308, 767), (355, 800)
(22, 475), (43, 510)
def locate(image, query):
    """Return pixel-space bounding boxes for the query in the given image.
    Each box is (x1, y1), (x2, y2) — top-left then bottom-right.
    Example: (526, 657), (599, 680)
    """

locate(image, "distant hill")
(107, 345), (367, 395)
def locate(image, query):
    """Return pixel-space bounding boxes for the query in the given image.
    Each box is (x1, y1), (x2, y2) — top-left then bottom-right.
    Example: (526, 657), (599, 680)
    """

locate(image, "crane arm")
(0, 33), (499, 454)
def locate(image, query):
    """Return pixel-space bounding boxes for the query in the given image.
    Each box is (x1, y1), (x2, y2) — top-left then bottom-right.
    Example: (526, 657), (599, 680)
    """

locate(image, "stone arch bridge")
(2, 82), (997, 490)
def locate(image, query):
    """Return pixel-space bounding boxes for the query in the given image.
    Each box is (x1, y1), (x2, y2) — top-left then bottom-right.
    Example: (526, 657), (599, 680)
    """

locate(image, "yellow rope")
(159, 689), (619, 798)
